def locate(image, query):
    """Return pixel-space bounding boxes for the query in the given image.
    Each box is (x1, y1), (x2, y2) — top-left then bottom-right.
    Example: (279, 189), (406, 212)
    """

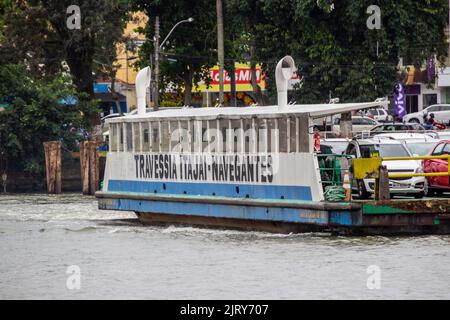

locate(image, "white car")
(372, 133), (439, 156)
(345, 138), (427, 199)
(320, 138), (351, 155)
(362, 108), (393, 123)
(333, 116), (379, 134)
(403, 104), (450, 124)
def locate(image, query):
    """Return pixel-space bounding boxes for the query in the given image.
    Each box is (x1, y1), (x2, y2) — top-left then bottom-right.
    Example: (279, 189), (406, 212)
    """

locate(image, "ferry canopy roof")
(107, 101), (389, 123)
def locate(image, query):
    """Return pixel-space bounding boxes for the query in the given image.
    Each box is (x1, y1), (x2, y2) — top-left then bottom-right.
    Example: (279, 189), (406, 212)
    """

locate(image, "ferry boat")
(97, 56), (450, 235)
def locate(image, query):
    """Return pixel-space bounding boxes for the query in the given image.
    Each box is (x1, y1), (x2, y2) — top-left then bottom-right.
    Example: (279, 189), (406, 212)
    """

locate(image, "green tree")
(1, 0), (130, 99)
(0, 64), (97, 177)
(227, 0), (448, 104)
(133, 0), (217, 106)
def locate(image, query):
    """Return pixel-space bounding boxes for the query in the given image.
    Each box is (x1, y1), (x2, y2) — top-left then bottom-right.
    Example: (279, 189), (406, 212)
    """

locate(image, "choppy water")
(0, 193), (449, 300)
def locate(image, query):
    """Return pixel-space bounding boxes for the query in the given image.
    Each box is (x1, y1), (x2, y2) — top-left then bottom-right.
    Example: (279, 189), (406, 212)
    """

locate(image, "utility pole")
(154, 16), (160, 111)
(216, 0), (225, 107)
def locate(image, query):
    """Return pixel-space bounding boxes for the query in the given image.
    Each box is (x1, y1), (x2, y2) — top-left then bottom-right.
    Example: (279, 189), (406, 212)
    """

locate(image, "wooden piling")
(43, 141), (62, 194)
(80, 141), (100, 195)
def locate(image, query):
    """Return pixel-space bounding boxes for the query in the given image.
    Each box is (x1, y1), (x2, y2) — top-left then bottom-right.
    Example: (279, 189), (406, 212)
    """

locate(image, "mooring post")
(80, 141), (100, 195)
(43, 141), (62, 194)
(1, 172), (6, 193)
(375, 165), (390, 201)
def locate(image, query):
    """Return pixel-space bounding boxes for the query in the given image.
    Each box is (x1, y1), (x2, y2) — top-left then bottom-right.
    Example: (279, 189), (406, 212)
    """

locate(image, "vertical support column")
(286, 117), (291, 153)
(43, 141), (62, 194)
(139, 122), (143, 153)
(295, 117), (300, 153)
(149, 122), (153, 152)
(240, 119), (244, 153)
(340, 112), (353, 139)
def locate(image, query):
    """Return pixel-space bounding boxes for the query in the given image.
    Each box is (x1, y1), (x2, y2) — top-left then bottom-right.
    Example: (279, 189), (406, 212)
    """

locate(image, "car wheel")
(357, 180), (371, 199)
(409, 118), (420, 124)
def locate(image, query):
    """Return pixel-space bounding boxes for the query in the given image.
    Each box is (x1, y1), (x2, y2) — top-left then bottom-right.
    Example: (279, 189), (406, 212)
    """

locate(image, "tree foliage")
(133, 0), (217, 106)
(0, 0), (130, 98)
(232, 0), (449, 103)
(0, 64), (97, 176)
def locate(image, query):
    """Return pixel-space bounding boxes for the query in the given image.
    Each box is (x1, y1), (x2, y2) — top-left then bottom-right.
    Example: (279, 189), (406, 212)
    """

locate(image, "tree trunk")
(183, 69), (194, 106)
(250, 43), (265, 106)
(229, 62), (237, 107)
(110, 76), (123, 116)
(65, 37), (99, 125)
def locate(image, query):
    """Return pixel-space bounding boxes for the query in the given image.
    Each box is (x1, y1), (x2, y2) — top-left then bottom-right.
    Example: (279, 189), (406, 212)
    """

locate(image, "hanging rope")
(324, 185), (346, 202)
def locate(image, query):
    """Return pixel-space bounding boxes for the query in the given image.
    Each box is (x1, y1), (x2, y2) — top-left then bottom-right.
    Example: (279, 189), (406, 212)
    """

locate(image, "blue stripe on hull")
(103, 198), (330, 225)
(108, 180), (313, 201)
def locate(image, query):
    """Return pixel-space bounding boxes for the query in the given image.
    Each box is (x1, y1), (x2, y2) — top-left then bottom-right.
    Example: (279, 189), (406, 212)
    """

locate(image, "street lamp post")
(153, 17), (194, 111)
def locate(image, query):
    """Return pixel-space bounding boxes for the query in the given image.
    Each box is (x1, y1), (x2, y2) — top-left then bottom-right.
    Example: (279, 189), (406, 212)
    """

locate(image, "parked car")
(320, 139), (350, 155)
(403, 104), (450, 125)
(372, 133), (439, 156)
(436, 131), (450, 140)
(423, 140), (450, 196)
(369, 123), (426, 135)
(332, 116), (379, 134)
(362, 108), (393, 123)
(345, 138), (427, 199)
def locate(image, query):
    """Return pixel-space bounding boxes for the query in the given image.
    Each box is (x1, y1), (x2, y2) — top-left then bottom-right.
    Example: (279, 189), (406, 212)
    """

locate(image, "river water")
(0, 193), (449, 300)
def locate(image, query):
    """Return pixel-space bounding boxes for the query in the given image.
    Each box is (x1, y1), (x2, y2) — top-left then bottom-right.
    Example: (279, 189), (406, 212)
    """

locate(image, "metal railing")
(317, 154), (352, 186)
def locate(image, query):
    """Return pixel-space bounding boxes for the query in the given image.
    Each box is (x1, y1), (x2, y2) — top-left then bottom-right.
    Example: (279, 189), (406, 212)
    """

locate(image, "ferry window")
(150, 122), (159, 152)
(202, 120), (208, 151)
(110, 123), (118, 152)
(242, 119), (254, 153)
(142, 122), (149, 152)
(119, 123), (124, 151)
(133, 123), (140, 152)
(218, 119), (229, 153)
(126, 123), (133, 152)
(278, 118), (288, 153)
(257, 119), (269, 153)
(168, 121), (178, 152)
(229, 119), (242, 153)
(266, 119), (279, 152)
(160, 121), (170, 152)
(205, 120), (219, 153)
(289, 116), (297, 153)
(174, 121), (190, 153)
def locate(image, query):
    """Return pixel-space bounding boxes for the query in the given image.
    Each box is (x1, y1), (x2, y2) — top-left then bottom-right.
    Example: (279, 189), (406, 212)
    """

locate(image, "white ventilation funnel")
(135, 67), (151, 116)
(275, 56), (296, 108)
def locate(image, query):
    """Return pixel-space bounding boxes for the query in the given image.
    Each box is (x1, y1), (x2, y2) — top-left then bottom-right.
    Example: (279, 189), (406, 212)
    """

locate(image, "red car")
(423, 140), (450, 195)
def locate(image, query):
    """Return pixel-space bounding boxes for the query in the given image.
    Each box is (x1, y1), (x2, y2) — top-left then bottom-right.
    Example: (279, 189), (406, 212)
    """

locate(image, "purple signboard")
(394, 82), (406, 120)
(427, 55), (435, 81)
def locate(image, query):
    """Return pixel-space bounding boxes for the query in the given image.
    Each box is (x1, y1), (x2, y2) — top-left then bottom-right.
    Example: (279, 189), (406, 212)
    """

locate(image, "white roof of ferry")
(107, 101), (389, 123)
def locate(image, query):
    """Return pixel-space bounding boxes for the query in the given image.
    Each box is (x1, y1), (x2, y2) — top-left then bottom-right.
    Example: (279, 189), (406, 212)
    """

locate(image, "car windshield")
(359, 144), (410, 158)
(404, 142), (434, 156)
(322, 142), (349, 155)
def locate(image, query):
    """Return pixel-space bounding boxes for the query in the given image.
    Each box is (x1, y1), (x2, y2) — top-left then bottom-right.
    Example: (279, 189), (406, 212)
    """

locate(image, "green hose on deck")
(324, 186), (346, 202)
